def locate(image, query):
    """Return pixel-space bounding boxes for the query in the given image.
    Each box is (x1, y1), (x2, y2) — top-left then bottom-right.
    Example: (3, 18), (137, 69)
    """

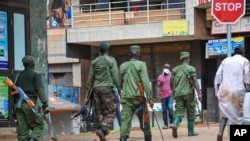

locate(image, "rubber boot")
(120, 136), (127, 141)
(172, 117), (181, 138)
(217, 117), (228, 141)
(145, 133), (152, 141)
(188, 119), (199, 136)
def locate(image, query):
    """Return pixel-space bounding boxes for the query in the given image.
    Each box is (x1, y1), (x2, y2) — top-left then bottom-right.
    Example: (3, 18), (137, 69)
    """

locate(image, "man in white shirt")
(214, 46), (250, 141)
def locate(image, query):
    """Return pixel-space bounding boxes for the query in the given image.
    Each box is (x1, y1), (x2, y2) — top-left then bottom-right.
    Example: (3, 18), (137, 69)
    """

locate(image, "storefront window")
(14, 13), (25, 71)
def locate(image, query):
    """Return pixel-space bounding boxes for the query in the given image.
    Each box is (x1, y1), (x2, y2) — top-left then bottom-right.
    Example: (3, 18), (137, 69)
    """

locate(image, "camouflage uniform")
(171, 51), (199, 138)
(86, 42), (120, 140)
(15, 55), (48, 141)
(119, 45), (152, 141)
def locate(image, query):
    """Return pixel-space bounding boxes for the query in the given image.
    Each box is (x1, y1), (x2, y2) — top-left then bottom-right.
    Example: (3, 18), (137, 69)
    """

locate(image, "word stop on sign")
(215, 3), (242, 11)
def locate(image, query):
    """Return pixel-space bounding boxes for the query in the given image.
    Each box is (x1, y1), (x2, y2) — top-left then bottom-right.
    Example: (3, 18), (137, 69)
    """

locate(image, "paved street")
(0, 122), (230, 141)
(54, 123), (229, 141)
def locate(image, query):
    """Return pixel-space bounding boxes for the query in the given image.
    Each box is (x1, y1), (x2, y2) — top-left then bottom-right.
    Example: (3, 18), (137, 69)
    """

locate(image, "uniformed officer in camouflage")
(15, 55), (48, 141)
(85, 42), (120, 141)
(119, 45), (153, 141)
(171, 51), (202, 138)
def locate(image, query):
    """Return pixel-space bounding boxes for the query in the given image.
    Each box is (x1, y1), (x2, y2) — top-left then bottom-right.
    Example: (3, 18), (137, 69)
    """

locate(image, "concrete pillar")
(29, 0), (49, 139)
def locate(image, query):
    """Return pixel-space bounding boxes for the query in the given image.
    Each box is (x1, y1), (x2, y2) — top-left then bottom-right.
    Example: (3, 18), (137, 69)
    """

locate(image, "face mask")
(163, 68), (169, 74)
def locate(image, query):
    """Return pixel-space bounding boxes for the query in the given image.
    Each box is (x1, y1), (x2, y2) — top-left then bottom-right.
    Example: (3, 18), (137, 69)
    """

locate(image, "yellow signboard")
(162, 20), (188, 36)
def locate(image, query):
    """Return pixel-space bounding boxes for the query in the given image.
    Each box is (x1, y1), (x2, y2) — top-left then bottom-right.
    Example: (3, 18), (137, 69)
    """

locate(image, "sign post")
(211, 0), (245, 57)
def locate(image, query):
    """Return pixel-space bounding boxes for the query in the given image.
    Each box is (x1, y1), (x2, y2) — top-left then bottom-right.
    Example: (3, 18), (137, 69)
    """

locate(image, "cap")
(99, 42), (110, 50)
(22, 55), (34, 64)
(163, 64), (170, 68)
(129, 45), (140, 53)
(180, 51), (190, 60)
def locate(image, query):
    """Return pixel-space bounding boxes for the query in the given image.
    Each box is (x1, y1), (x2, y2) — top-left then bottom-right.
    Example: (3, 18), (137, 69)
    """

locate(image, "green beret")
(129, 45), (140, 53)
(22, 55), (34, 64)
(180, 51), (190, 60)
(99, 42), (110, 49)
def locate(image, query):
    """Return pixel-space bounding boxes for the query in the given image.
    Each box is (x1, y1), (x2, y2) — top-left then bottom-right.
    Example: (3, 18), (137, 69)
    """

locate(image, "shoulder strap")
(180, 66), (189, 77)
(102, 56), (113, 82)
(131, 62), (141, 83)
(14, 73), (19, 85)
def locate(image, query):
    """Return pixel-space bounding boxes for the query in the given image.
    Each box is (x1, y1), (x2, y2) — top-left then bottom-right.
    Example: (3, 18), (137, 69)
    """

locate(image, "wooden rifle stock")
(138, 82), (149, 125)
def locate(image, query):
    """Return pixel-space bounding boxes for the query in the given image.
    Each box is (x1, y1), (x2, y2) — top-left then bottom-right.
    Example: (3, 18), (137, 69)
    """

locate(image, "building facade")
(0, 0), (48, 127)
(47, 0), (250, 123)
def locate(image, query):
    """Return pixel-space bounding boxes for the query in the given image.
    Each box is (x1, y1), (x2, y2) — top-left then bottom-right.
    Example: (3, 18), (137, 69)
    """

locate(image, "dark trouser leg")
(29, 137), (37, 141)
(145, 133), (152, 141)
(167, 96), (174, 125)
(217, 117), (228, 141)
(115, 95), (122, 127)
(161, 98), (168, 127)
(120, 136), (128, 141)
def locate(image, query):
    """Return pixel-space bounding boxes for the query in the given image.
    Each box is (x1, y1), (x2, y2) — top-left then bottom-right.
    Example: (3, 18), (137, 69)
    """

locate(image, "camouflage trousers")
(16, 103), (44, 141)
(93, 86), (116, 135)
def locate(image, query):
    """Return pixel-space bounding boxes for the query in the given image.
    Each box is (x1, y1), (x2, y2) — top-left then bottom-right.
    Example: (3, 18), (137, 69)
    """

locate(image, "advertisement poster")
(0, 11), (8, 70)
(162, 20), (188, 36)
(0, 76), (9, 120)
(47, 0), (72, 28)
(53, 85), (80, 104)
(207, 37), (244, 57)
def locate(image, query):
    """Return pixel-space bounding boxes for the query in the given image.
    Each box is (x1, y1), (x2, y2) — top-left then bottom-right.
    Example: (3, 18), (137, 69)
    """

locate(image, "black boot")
(95, 128), (107, 141)
(120, 136), (128, 141)
(29, 137), (37, 141)
(217, 117), (228, 141)
(144, 133), (152, 141)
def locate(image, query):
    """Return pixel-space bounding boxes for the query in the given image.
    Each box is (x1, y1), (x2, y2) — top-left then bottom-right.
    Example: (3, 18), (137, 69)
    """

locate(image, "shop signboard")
(197, 0), (211, 5)
(206, 37), (244, 58)
(0, 76), (9, 120)
(0, 11), (8, 70)
(162, 20), (188, 36)
(211, 17), (250, 34)
(53, 85), (80, 104)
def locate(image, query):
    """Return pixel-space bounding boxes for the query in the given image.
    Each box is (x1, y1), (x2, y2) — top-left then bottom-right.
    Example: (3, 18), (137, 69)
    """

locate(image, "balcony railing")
(70, 1), (186, 28)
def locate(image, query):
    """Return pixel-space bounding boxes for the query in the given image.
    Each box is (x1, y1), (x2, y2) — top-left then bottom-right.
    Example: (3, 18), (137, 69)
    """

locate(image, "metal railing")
(71, 1), (186, 28)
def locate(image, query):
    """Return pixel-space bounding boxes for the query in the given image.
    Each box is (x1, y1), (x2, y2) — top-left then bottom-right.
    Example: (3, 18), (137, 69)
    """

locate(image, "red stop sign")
(211, 0), (245, 24)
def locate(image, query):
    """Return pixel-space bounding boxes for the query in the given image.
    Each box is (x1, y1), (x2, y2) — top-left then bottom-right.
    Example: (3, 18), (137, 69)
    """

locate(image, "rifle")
(135, 82), (164, 141)
(3, 78), (42, 117)
(4, 78), (58, 141)
(186, 74), (210, 129)
(137, 82), (149, 131)
(84, 78), (95, 105)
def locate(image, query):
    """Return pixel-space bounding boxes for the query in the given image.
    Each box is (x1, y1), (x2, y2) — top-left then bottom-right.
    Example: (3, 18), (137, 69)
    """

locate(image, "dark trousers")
(161, 96), (174, 126)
